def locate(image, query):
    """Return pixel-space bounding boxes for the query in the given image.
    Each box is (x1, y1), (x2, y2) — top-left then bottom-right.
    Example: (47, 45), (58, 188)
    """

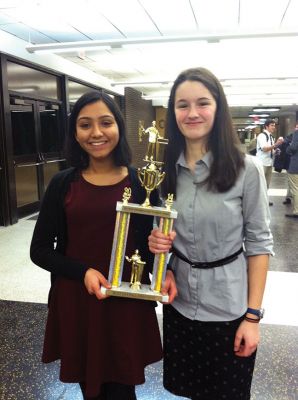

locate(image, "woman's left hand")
(234, 320), (260, 357)
(161, 270), (178, 304)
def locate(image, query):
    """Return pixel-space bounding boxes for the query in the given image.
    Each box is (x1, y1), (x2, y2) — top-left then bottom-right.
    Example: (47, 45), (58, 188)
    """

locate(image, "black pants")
(163, 305), (257, 400)
(80, 382), (137, 400)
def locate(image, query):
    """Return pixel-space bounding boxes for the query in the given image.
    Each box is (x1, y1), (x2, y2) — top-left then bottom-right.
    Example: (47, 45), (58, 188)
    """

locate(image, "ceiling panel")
(89, 0), (161, 37)
(0, 13), (15, 24)
(191, 0), (240, 32)
(0, 0), (297, 118)
(0, 22), (57, 44)
(239, 0), (290, 29)
(65, 13), (125, 41)
(140, 0), (198, 34)
(281, 0), (298, 29)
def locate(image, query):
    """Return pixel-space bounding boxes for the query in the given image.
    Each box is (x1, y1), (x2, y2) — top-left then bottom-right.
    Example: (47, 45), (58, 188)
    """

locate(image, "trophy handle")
(137, 168), (145, 186)
(156, 171), (165, 187)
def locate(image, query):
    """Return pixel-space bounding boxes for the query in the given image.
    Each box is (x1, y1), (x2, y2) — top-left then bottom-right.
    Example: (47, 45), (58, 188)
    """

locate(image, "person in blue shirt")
(285, 122), (298, 218)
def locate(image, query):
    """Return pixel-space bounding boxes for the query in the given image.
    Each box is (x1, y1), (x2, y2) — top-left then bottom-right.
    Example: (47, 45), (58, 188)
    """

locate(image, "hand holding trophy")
(101, 122), (177, 302)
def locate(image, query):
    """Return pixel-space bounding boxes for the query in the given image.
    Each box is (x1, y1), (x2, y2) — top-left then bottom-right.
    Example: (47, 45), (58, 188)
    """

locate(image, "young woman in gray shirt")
(149, 67), (273, 400)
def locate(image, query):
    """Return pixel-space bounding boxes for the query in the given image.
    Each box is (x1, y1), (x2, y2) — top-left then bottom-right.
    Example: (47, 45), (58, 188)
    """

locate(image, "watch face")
(259, 308), (265, 318)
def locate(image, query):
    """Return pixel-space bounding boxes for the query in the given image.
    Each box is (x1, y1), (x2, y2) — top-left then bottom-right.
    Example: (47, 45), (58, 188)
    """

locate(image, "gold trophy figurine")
(101, 121), (177, 302)
(137, 120), (168, 208)
(125, 250), (146, 290)
(144, 121), (160, 161)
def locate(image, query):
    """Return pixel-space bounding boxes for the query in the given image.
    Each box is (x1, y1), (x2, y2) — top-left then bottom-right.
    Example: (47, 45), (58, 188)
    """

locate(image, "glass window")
(7, 61), (59, 100)
(40, 104), (62, 154)
(68, 80), (94, 104)
(11, 104), (36, 156)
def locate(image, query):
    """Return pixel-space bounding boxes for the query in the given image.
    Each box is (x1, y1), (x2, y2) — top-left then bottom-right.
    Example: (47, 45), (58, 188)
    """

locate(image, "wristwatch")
(246, 307), (265, 319)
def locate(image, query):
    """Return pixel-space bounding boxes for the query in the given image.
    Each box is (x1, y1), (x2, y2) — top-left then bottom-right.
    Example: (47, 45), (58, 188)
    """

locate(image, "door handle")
(15, 162), (45, 167)
(45, 158), (66, 163)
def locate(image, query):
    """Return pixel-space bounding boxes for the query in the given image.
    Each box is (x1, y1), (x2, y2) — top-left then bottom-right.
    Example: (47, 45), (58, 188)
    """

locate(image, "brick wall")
(124, 87), (155, 168)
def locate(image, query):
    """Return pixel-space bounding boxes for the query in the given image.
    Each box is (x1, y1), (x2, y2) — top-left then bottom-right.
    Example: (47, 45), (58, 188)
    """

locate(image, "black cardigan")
(30, 166), (159, 291)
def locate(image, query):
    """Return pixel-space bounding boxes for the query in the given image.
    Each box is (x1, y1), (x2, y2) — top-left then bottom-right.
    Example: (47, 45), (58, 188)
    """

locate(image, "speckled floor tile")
(0, 301), (297, 400)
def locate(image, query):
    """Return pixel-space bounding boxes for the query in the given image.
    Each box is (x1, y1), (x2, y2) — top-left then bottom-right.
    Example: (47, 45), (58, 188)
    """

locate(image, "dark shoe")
(283, 198), (291, 204)
(285, 214), (298, 218)
(269, 202), (273, 206)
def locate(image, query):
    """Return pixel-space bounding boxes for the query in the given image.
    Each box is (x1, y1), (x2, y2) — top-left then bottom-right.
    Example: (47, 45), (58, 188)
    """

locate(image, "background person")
(285, 124), (298, 218)
(30, 91), (162, 400)
(256, 118), (284, 206)
(149, 67), (273, 400)
(274, 127), (296, 204)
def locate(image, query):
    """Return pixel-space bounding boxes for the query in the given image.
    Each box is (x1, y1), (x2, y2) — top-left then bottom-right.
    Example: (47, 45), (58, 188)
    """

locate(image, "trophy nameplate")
(101, 122), (177, 302)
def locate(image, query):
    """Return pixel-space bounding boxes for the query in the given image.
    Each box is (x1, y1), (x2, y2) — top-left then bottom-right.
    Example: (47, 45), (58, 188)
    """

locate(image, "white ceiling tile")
(140, 0), (197, 34)
(191, 0), (239, 32)
(239, 0), (290, 30)
(0, 12), (16, 24)
(88, 0), (160, 37)
(0, 23), (57, 44)
(281, 0), (298, 29)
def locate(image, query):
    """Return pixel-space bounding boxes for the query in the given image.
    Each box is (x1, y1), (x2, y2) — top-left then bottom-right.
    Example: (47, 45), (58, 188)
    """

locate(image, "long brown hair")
(162, 67), (244, 198)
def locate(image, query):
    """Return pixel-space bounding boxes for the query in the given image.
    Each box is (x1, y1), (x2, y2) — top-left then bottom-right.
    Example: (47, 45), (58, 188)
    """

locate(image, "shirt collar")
(176, 150), (213, 172)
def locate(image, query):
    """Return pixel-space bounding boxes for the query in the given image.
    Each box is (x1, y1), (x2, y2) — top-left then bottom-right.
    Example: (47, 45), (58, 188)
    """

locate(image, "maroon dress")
(42, 175), (162, 397)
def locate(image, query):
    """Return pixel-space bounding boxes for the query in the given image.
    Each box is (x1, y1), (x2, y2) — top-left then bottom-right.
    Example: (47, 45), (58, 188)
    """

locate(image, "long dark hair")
(162, 67), (244, 197)
(65, 90), (131, 169)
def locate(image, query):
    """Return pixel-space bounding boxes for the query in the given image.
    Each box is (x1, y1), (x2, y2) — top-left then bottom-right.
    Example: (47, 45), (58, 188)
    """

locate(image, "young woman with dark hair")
(30, 91), (162, 400)
(162, 67), (245, 197)
(149, 68), (273, 400)
(66, 91), (131, 169)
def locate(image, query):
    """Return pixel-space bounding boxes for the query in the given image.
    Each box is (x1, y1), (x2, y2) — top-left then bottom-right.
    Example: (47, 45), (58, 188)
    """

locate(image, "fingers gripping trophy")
(101, 122), (177, 302)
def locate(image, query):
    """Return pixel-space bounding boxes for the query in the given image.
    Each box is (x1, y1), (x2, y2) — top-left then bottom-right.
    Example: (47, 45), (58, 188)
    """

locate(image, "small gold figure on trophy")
(137, 121), (169, 208)
(122, 187), (132, 205)
(165, 194), (174, 211)
(144, 121), (161, 161)
(125, 250), (146, 291)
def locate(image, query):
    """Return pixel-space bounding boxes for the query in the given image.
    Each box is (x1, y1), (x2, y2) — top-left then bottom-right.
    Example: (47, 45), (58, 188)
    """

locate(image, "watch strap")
(246, 307), (264, 319)
(244, 316), (260, 323)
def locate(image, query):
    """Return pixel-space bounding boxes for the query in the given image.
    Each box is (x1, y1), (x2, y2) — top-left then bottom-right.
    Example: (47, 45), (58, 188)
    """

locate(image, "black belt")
(170, 246), (243, 269)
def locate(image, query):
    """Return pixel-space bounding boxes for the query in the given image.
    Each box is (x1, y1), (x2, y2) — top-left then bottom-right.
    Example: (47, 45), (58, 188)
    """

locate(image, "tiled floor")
(0, 171), (297, 400)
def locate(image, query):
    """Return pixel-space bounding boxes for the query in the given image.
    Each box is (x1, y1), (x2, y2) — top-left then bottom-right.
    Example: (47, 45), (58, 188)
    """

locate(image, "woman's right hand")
(84, 268), (111, 300)
(148, 228), (176, 254)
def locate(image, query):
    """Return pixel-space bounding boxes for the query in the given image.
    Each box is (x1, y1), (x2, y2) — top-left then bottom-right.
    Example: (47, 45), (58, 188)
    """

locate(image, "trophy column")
(108, 207), (130, 288)
(151, 216), (174, 293)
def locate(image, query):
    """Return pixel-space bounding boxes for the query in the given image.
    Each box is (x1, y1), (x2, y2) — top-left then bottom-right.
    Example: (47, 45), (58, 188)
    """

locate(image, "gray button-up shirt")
(170, 152), (273, 322)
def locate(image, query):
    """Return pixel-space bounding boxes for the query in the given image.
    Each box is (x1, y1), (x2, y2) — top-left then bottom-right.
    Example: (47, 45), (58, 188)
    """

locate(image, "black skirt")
(163, 305), (256, 400)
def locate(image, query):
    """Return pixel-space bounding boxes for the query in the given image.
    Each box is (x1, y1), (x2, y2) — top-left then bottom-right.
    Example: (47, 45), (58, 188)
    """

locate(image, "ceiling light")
(112, 81), (172, 87)
(26, 31), (298, 54)
(33, 45), (111, 54)
(248, 114), (270, 118)
(253, 107), (280, 112)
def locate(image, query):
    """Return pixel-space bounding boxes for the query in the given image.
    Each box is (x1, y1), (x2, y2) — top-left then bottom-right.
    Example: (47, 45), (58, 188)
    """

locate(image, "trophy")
(101, 122), (177, 302)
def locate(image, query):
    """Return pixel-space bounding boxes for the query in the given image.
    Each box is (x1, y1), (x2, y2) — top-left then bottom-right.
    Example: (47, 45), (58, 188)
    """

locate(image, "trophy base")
(101, 282), (169, 302)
